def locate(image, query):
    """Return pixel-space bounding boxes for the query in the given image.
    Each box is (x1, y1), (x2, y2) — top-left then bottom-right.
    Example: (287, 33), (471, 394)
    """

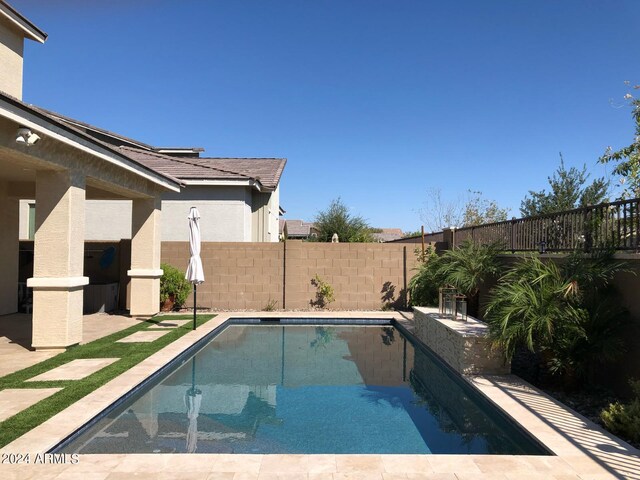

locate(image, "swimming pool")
(54, 319), (549, 455)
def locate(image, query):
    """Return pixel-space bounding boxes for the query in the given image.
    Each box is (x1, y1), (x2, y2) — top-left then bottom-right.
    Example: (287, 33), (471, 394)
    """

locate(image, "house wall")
(268, 185), (280, 241)
(161, 240), (418, 310)
(161, 185), (252, 242)
(0, 19), (24, 99)
(18, 185), (280, 242)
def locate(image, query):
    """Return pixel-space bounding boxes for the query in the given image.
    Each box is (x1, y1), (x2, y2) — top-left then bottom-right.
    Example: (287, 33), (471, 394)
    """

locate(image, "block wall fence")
(161, 241), (421, 311)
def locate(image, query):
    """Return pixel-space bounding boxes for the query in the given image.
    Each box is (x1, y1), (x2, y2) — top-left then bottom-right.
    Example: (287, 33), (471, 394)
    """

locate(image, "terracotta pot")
(161, 294), (175, 312)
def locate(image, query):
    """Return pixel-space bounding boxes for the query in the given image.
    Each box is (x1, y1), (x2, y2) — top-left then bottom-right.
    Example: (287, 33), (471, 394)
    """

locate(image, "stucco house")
(17, 112), (286, 243)
(0, 0), (183, 348)
(0, 0), (284, 351)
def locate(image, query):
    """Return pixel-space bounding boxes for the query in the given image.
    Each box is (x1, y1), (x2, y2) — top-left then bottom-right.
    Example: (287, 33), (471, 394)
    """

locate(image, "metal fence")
(424, 198), (640, 252)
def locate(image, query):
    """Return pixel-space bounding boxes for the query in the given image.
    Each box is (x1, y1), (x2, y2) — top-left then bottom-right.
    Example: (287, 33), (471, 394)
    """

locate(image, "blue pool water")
(56, 323), (548, 455)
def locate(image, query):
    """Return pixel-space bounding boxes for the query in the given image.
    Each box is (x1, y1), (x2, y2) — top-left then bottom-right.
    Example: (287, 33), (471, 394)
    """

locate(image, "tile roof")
(119, 147), (286, 190)
(28, 107), (285, 190)
(372, 228), (404, 243)
(0, 92), (182, 188)
(285, 220), (316, 237)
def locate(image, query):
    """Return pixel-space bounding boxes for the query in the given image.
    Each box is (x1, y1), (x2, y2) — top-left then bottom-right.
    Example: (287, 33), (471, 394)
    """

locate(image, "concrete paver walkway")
(0, 313), (142, 378)
(116, 330), (171, 343)
(0, 388), (62, 422)
(26, 358), (120, 382)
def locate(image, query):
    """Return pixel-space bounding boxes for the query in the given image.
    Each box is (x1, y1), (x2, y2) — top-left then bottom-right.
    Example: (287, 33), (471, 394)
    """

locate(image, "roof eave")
(180, 178), (274, 192)
(0, 95), (182, 192)
(0, 1), (47, 43)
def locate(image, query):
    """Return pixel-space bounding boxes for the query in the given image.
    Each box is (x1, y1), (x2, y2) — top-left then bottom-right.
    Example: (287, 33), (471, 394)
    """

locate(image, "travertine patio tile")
(53, 472), (111, 480)
(257, 473), (310, 480)
(381, 474), (410, 480)
(26, 359), (119, 382)
(116, 331), (171, 343)
(428, 457), (482, 474)
(381, 455), (432, 473)
(147, 320), (190, 329)
(333, 473), (384, 480)
(472, 456), (531, 473)
(0, 387), (62, 421)
(3, 466), (65, 480)
(306, 455), (337, 473)
(111, 454), (172, 473)
(307, 474), (334, 480)
(106, 473), (208, 480)
(260, 454), (308, 473)
(162, 454), (220, 473)
(455, 474), (509, 480)
(335, 455), (384, 473)
(230, 473), (258, 480)
(210, 454), (262, 474)
(406, 474), (456, 480)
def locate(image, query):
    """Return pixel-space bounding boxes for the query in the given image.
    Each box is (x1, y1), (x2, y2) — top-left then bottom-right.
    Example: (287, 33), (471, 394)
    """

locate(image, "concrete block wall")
(161, 240), (419, 311)
(162, 241), (284, 310)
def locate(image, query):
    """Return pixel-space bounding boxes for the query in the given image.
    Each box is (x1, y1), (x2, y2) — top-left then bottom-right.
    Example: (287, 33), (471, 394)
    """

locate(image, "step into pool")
(54, 321), (549, 455)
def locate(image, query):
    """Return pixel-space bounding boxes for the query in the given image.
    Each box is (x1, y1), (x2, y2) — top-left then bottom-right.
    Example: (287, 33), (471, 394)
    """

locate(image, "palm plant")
(486, 250), (631, 388)
(437, 241), (503, 317)
(485, 256), (584, 362)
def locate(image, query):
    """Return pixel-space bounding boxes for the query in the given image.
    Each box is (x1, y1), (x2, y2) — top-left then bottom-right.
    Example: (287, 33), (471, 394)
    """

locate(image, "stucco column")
(28, 170), (88, 349)
(128, 196), (162, 316)
(0, 181), (19, 315)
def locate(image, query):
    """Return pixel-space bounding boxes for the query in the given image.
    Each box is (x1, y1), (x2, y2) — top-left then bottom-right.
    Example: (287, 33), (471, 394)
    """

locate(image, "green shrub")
(311, 274), (335, 308)
(262, 298), (278, 311)
(408, 246), (442, 307)
(601, 380), (640, 444)
(160, 263), (192, 307)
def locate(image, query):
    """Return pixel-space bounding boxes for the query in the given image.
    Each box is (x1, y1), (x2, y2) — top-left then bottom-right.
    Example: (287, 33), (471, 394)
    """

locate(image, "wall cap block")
(27, 276), (89, 288)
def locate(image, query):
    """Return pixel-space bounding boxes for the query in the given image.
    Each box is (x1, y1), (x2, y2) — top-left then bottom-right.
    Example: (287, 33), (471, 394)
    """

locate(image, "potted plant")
(160, 263), (192, 311)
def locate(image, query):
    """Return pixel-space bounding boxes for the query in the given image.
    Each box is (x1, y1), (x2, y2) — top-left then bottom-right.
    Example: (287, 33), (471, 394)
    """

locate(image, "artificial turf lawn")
(0, 313), (215, 448)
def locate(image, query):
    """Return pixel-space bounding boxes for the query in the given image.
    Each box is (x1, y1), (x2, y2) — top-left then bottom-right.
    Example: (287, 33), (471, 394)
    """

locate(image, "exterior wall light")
(16, 127), (41, 146)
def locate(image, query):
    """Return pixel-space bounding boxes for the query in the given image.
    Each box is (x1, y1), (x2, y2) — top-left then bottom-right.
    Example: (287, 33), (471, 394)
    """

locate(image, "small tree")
(599, 83), (640, 199)
(420, 188), (508, 231)
(313, 198), (373, 242)
(462, 190), (509, 226)
(520, 154), (609, 217)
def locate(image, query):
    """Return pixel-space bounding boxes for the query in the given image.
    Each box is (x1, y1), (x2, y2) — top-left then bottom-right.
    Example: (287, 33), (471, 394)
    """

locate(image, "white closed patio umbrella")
(186, 207), (205, 330)
(184, 385), (202, 453)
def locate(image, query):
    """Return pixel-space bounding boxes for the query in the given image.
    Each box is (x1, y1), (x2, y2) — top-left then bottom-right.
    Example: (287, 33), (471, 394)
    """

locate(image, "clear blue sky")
(16, 0), (640, 233)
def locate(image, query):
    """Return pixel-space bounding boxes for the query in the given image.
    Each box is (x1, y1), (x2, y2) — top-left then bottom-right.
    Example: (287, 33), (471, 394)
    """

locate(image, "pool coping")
(2, 311), (639, 480)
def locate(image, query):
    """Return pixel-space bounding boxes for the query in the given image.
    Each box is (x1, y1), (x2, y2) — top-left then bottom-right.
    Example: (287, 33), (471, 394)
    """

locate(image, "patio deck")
(1, 311), (639, 479)
(0, 313), (144, 378)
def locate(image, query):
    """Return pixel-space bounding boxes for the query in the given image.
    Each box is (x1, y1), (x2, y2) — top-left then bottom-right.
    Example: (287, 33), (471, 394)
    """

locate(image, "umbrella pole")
(193, 283), (197, 330)
(191, 357), (196, 391)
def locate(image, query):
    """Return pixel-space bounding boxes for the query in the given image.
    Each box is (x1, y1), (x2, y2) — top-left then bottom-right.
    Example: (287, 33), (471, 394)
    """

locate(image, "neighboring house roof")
(284, 220), (316, 238)
(30, 107), (286, 191)
(372, 228), (404, 243)
(0, 0), (47, 43)
(120, 147), (286, 191)
(0, 91), (182, 191)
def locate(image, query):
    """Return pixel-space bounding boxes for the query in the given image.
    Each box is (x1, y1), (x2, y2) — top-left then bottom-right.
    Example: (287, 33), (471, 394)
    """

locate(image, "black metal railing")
(423, 198), (640, 252)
